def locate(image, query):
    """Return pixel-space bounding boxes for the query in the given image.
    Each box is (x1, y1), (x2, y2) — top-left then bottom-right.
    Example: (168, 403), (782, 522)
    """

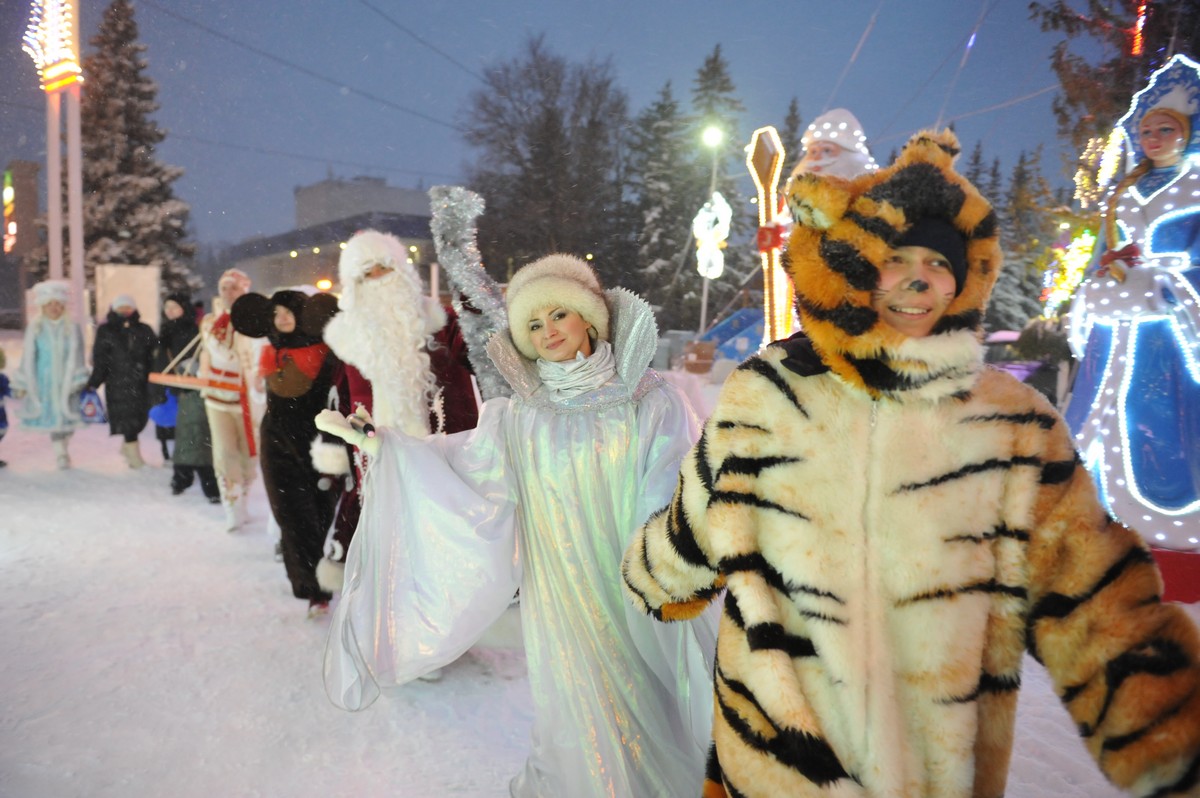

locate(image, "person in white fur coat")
(11, 280), (90, 469)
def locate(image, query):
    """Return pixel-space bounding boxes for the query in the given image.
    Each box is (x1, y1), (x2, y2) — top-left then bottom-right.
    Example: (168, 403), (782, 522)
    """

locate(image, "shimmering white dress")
(325, 290), (716, 797)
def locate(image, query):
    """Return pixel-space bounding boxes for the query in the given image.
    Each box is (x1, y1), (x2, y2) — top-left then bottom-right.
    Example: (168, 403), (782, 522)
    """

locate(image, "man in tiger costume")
(622, 129), (1200, 798)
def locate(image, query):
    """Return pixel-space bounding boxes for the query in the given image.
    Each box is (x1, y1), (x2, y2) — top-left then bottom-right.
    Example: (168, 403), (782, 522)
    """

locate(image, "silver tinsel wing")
(428, 186), (512, 400)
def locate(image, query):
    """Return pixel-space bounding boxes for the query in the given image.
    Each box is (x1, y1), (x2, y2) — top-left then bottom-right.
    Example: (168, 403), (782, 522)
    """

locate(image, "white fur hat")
(111, 294), (137, 311)
(505, 254), (609, 361)
(337, 230), (407, 310)
(32, 279), (70, 307)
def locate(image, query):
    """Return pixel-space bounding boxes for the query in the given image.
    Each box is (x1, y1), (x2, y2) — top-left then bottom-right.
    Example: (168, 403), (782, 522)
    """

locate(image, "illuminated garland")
(427, 186), (512, 400)
(1041, 228), (1097, 317)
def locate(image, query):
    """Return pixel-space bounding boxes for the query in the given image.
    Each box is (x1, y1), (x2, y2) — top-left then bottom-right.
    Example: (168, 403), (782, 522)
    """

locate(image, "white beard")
(324, 271), (445, 436)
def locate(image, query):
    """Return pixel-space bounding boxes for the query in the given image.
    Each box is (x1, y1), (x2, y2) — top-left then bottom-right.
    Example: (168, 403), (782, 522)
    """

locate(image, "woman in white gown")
(319, 254), (716, 798)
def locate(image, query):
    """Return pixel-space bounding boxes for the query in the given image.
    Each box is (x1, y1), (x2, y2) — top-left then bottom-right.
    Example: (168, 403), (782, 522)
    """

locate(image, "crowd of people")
(4, 81), (1200, 798)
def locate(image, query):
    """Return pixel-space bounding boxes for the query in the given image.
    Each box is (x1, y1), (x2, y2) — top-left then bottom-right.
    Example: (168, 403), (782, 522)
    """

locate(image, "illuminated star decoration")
(692, 192), (731, 280)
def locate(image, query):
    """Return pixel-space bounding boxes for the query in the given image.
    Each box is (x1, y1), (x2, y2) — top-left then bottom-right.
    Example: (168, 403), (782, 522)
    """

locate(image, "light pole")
(24, 0), (85, 321)
(697, 125), (723, 333)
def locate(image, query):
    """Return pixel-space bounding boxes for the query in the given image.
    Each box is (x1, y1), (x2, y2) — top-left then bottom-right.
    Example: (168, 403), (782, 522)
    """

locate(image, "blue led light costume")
(1066, 55), (1200, 551)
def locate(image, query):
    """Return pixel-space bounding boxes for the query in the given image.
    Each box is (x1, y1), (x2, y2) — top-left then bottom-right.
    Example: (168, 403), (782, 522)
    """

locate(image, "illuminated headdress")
(1116, 54), (1200, 169)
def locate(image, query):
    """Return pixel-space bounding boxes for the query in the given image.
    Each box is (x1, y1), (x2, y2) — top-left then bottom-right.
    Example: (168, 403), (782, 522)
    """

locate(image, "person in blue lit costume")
(1066, 54), (1200, 551)
(316, 254), (715, 798)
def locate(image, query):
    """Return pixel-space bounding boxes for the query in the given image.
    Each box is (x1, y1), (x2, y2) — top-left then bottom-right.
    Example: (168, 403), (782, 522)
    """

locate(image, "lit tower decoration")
(746, 125), (792, 345)
(23, 0), (85, 320)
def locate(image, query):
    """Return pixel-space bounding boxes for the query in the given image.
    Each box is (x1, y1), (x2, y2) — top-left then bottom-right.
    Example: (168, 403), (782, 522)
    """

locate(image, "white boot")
(224, 491), (249, 533)
(53, 438), (70, 469)
(121, 441), (145, 469)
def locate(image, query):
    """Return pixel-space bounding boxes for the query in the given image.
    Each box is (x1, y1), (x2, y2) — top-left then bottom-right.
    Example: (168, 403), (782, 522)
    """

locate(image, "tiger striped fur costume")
(622, 130), (1200, 797)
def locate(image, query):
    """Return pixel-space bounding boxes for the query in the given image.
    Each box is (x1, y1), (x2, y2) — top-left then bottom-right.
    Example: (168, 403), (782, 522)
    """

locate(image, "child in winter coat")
(622, 131), (1200, 798)
(87, 294), (157, 468)
(11, 280), (89, 469)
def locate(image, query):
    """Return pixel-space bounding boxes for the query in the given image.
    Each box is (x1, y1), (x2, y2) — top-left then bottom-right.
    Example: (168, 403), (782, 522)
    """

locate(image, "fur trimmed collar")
(773, 330), (982, 403)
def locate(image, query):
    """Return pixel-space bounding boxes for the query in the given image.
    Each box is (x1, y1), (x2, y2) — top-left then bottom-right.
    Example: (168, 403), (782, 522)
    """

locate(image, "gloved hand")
(315, 407), (380, 456)
(1098, 243), (1140, 282)
(310, 434), (353, 491)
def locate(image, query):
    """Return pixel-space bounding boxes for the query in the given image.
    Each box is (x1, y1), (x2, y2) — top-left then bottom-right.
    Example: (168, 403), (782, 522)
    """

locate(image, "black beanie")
(894, 217), (968, 295)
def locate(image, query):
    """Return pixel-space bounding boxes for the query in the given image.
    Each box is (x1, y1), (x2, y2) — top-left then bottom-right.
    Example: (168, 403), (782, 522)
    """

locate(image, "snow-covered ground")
(0, 328), (1193, 797)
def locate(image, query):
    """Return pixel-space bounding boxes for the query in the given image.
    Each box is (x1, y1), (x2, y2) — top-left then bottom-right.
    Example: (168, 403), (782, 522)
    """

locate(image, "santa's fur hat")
(218, 268), (251, 293)
(337, 230), (407, 311)
(790, 108), (878, 183)
(505, 254), (610, 361)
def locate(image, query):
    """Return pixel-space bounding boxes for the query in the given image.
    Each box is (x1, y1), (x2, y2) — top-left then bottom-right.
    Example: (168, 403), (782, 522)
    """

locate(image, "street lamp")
(697, 125), (724, 332)
(24, 0), (85, 321)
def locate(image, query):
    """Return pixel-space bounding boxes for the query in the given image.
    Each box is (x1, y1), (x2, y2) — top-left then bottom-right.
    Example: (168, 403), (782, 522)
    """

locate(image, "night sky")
(1, 0), (1074, 247)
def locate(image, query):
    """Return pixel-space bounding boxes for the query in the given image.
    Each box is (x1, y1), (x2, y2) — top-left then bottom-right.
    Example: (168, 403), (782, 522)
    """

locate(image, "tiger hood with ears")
(784, 129), (1002, 399)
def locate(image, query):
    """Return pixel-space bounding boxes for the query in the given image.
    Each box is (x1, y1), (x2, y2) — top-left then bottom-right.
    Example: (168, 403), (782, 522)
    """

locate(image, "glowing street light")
(24, 0), (85, 321)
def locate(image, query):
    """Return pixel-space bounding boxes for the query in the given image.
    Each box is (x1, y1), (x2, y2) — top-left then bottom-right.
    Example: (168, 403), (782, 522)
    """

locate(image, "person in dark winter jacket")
(156, 293), (219, 502)
(88, 295), (157, 468)
(232, 289), (348, 618)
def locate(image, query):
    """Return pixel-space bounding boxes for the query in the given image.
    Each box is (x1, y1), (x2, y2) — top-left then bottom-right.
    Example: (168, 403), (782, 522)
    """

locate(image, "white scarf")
(536, 340), (616, 400)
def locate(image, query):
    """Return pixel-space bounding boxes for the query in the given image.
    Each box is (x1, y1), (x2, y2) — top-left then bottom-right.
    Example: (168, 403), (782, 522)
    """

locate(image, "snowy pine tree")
(463, 36), (632, 288)
(963, 141), (987, 199)
(82, 0), (196, 295)
(626, 83), (693, 308)
(27, 0), (198, 297)
(681, 45), (751, 333)
(986, 150), (1054, 333)
(778, 98), (804, 176)
(986, 158), (1004, 207)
